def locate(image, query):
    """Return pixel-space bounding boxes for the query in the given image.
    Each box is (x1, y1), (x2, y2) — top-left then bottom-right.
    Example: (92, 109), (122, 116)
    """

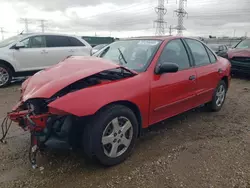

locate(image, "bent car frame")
(4, 36), (231, 168)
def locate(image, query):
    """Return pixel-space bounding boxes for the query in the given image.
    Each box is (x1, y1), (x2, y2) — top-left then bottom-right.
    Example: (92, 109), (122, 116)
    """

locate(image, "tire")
(82, 105), (138, 166)
(206, 80), (227, 112)
(0, 64), (12, 88)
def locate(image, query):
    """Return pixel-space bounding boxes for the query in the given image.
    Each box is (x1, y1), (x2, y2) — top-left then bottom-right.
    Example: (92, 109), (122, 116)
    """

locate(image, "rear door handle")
(189, 75), (196, 80)
(41, 50), (48, 54)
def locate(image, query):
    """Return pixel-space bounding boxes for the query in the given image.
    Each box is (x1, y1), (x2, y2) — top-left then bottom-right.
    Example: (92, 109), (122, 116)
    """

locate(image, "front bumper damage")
(0, 106), (75, 169)
(1, 110), (50, 169)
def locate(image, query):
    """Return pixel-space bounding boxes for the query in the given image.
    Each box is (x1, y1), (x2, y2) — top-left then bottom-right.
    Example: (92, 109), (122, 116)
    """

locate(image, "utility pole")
(169, 25), (174, 35)
(39, 19), (47, 33)
(233, 29), (236, 38)
(174, 0), (188, 36)
(0, 27), (4, 40)
(40, 20), (45, 33)
(154, 0), (167, 36)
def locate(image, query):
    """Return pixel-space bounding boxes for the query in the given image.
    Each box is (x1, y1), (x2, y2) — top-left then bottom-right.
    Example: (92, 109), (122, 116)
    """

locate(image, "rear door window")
(45, 35), (71, 47)
(185, 39), (210, 66)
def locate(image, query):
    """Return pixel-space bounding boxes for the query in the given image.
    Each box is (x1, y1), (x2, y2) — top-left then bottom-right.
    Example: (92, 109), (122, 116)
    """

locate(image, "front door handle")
(189, 75), (196, 80)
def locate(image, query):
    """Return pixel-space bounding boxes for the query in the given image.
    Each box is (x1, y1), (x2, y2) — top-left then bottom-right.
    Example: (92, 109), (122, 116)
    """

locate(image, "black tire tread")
(0, 64), (12, 88)
(82, 104), (138, 166)
(207, 80), (227, 112)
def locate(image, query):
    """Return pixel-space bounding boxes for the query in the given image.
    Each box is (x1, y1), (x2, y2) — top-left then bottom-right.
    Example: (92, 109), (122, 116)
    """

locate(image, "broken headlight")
(26, 99), (49, 115)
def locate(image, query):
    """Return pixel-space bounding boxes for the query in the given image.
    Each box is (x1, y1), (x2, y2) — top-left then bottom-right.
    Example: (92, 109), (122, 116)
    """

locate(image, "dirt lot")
(0, 77), (250, 188)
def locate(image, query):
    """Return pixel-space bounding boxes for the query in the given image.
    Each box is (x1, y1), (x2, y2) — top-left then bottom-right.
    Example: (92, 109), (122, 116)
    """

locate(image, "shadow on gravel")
(34, 106), (210, 171)
(10, 77), (26, 86)
(231, 73), (250, 80)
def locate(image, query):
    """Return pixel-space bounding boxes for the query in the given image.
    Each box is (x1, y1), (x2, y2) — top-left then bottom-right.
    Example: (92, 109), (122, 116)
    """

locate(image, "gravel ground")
(0, 77), (250, 188)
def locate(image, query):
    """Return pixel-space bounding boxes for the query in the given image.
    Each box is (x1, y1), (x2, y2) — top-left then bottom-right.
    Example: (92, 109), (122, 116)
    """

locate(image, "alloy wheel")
(0, 67), (9, 87)
(216, 85), (226, 107)
(102, 116), (133, 158)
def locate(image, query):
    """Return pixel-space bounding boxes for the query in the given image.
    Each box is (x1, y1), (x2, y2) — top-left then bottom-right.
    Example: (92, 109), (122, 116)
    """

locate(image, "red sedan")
(6, 36), (231, 167)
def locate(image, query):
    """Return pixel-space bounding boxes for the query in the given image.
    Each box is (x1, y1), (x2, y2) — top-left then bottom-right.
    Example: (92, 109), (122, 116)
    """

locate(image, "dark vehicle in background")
(225, 39), (250, 75)
(91, 44), (107, 55)
(207, 44), (228, 57)
(81, 36), (118, 47)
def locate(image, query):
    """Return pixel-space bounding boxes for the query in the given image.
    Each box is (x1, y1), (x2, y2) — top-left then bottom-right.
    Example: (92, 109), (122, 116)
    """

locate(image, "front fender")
(0, 54), (17, 71)
(48, 73), (150, 128)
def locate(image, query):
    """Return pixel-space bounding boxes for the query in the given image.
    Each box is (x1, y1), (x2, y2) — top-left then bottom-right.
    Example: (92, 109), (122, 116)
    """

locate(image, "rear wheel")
(83, 105), (138, 166)
(206, 80), (227, 112)
(0, 64), (12, 88)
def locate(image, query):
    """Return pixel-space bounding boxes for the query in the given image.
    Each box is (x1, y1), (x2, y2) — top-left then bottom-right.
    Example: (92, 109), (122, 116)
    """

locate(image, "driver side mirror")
(15, 41), (25, 49)
(155, 62), (179, 75)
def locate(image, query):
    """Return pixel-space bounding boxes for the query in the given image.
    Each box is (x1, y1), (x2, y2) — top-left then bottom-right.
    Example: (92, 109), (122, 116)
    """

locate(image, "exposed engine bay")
(0, 67), (136, 169)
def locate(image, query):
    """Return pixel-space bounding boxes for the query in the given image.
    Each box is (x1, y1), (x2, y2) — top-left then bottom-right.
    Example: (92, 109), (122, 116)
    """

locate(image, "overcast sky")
(0, 0), (249, 39)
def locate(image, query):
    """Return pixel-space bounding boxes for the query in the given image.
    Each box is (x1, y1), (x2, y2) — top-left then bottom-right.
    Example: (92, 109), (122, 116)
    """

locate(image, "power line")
(174, 0), (188, 36)
(154, 0), (167, 36)
(78, 1), (152, 21)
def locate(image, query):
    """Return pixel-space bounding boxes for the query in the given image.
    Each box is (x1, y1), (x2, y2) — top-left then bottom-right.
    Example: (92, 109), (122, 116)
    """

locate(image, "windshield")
(94, 39), (162, 72)
(235, 39), (250, 49)
(0, 35), (25, 48)
(93, 44), (107, 50)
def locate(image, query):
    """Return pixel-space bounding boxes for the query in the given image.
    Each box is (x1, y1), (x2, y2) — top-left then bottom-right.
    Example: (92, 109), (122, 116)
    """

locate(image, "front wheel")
(206, 80), (227, 112)
(0, 64), (12, 88)
(83, 105), (138, 166)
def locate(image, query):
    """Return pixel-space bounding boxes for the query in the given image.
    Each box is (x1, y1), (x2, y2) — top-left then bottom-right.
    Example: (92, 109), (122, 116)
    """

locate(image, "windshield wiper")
(118, 48), (128, 65)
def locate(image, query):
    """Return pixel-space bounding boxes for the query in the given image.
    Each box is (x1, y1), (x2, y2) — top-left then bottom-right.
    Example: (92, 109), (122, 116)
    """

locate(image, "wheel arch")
(0, 59), (15, 73)
(221, 76), (229, 89)
(97, 100), (143, 137)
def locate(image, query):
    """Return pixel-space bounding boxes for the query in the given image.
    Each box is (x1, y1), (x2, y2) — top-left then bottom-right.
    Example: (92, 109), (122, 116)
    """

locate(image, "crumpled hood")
(22, 56), (121, 101)
(228, 48), (250, 59)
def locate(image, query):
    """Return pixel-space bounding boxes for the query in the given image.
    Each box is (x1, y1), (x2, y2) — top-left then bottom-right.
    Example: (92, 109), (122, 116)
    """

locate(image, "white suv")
(0, 33), (92, 87)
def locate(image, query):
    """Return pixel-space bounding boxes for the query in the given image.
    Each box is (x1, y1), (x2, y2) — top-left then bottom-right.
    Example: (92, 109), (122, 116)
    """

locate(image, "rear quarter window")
(69, 37), (85, 46)
(205, 46), (217, 63)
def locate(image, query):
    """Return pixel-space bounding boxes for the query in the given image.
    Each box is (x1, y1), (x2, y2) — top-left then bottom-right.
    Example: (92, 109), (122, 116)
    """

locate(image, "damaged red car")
(6, 36), (231, 167)
(225, 39), (250, 75)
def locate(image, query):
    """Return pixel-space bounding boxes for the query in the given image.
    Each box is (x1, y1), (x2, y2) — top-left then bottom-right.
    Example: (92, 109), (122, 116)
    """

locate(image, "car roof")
(121, 35), (182, 41)
(207, 44), (223, 46)
(120, 36), (205, 42)
(19, 32), (80, 38)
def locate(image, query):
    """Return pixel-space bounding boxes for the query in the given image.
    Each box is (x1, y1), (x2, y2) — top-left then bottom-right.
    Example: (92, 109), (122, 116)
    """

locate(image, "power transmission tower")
(154, 0), (167, 36)
(174, 0), (188, 36)
(20, 18), (33, 33)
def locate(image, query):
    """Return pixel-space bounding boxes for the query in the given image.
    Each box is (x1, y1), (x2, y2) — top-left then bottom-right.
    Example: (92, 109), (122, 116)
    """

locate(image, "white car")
(0, 33), (92, 87)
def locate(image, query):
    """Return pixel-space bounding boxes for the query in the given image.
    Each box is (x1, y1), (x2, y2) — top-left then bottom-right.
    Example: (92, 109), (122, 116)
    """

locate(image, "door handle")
(69, 49), (74, 53)
(41, 50), (48, 54)
(189, 75), (196, 81)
